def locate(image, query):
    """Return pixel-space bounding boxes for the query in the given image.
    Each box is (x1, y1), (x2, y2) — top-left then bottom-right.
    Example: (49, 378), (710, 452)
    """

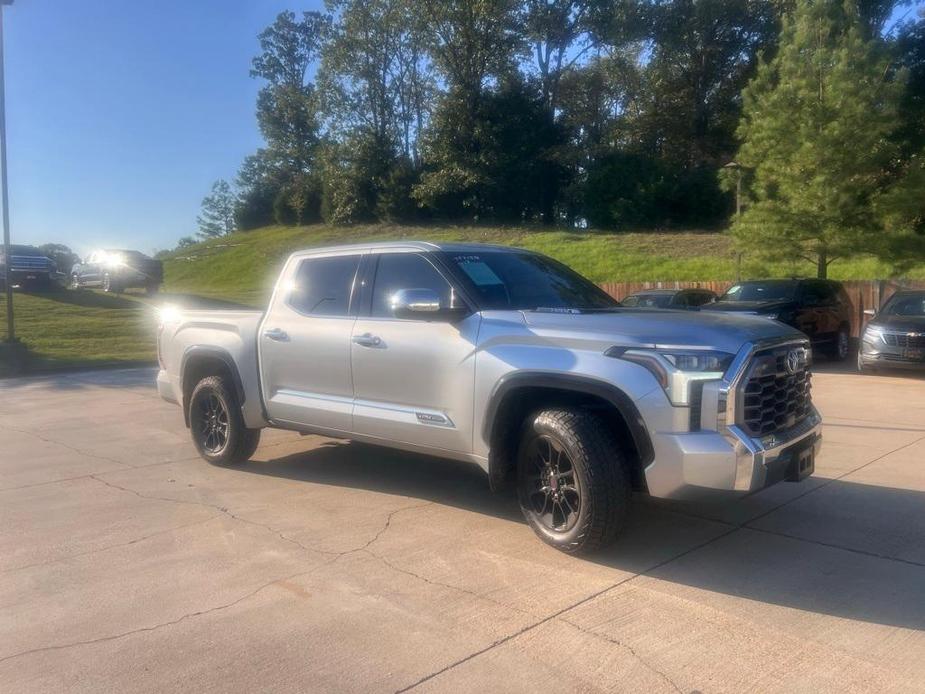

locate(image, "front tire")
(102, 273), (121, 293)
(188, 375), (261, 465)
(516, 409), (630, 554)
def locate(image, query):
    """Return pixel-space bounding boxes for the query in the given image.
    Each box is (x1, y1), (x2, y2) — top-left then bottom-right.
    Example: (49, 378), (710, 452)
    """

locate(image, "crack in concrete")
(364, 547), (536, 619)
(1, 425), (137, 469)
(88, 474), (431, 561)
(0, 564), (333, 667)
(556, 616), (684, 693)
(0, 501), (430, 665)
(0, 514), (224, 575)
(394, 526), (740, 692)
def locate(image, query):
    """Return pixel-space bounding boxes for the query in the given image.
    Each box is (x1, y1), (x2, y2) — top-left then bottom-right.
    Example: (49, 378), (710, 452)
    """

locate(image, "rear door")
(349, 252), (480, 454)
(259, 253), (363, 432)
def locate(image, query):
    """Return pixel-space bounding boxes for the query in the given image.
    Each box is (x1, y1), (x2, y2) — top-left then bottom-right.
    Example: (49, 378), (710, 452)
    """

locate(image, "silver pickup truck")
(157, 242), (822, 553)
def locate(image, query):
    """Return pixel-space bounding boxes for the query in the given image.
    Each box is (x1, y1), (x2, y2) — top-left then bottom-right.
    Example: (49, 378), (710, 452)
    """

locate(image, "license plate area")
(786, 441), (815, 482)
(903, 348), (924, 361)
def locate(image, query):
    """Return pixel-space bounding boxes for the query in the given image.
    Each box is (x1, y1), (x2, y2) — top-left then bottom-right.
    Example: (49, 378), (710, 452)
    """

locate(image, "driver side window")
(370, 253), (452, 318)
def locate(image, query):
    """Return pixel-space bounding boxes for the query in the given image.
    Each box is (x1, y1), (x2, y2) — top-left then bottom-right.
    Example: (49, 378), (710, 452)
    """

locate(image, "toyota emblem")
(786, 349), (801, 374)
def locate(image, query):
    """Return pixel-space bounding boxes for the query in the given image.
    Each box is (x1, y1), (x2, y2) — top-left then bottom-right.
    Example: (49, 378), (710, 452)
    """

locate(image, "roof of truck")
(290, 240), (527, 257)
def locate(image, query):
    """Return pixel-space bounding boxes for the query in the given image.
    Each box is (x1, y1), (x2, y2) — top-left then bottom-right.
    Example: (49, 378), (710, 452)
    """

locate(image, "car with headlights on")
(858, 291), (925, 373)
(70, 249), (163, 294)
(703, 279), (852, 360)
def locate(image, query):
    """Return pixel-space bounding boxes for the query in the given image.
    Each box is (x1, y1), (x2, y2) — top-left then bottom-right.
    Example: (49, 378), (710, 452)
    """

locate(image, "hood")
(520, 308), (804, 355)
(868, 315), (925, 332)
(702, 299), (795, 315)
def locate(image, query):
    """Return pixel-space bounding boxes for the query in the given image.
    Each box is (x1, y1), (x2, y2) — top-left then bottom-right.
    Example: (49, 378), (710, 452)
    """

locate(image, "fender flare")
(483, 372), (654, 489)
(180, 346), (247, 424)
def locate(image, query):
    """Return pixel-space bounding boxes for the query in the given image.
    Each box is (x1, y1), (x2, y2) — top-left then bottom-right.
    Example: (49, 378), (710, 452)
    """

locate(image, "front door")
(259, 253), (363, 432)
(350, 252), (480, 454)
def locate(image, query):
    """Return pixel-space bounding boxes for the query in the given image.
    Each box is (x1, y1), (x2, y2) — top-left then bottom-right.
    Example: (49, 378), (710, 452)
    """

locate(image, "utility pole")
(724, 161), (744, 282)
(0, 1), (14, 343)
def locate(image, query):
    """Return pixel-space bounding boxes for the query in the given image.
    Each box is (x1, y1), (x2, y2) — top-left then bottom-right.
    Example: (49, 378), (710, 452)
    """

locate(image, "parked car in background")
(620, 288), (716, 309)
(70, 249), (163, 294)
(156, 242), (821, 554)
(0, 244), (60, 290)
(703, 279), (852, 360)
(858, 291), (925, 374)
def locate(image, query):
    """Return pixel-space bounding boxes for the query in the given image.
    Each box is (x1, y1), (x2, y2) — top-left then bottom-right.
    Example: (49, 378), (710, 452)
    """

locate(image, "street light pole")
(0, 1), (13, 343)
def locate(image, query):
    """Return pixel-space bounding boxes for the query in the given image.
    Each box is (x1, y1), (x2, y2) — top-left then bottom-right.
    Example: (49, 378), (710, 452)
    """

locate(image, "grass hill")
(161, 223), (922, 306)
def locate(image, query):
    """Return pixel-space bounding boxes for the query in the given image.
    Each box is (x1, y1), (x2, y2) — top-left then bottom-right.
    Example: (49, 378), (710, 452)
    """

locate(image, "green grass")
(3, 222), (924, 375)
(162, 223), (925, 301)
(0, 290), (157, 374)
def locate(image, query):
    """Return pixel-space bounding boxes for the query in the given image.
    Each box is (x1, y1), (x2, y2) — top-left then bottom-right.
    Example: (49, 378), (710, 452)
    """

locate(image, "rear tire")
(516, 409), (630, 554)
(188, 375), (261, 465)
(102, 273), (121, 293)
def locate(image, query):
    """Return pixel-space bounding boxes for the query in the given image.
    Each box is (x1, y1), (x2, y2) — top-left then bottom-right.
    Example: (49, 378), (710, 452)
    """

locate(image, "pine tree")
(196, 179), (236, 238)
(732, 0), (907, 278)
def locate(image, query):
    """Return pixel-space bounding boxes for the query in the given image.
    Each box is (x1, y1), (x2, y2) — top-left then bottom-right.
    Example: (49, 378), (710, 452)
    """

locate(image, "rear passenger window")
(289, 255), (360, 316)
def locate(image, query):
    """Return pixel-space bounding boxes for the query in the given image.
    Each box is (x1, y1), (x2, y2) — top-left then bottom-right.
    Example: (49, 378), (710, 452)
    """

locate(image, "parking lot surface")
(2, 366), (924, 693)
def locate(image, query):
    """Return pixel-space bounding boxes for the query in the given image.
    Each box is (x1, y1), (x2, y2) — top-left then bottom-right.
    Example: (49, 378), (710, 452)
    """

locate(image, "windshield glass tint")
(883, 295), (925, 317)
(439, 251), (617, 311)
(720, 281), (798, 302)
(628, 294), (673, 308)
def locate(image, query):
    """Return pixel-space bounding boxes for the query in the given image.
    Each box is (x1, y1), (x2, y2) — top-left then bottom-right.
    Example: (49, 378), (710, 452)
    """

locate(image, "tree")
(38, 243), (80, 276)
(732, 0), (909, 278)
(196, 179), (236, 238)
(245, 11), (330, 225)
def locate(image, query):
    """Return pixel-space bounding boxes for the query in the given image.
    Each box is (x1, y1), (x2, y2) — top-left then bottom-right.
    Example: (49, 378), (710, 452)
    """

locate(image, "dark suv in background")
(0, 244), (59, 290)
(703, 279), (852, 360)
(70, 249), (163, 294)
(858, 291), (925, 374)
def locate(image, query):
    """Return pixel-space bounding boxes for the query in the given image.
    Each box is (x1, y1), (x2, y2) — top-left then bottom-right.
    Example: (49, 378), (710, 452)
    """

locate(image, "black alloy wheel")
(521, 434), (582, 533)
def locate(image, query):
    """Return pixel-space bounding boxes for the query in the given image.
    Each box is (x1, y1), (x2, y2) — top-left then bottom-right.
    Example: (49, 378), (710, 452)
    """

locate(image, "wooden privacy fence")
(598, 279), (925, 338)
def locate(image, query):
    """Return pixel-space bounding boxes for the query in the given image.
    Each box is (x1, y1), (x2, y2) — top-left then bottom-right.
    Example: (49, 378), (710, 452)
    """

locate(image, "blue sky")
(2, 1), (922, 257)
(4, 0), (324, 256)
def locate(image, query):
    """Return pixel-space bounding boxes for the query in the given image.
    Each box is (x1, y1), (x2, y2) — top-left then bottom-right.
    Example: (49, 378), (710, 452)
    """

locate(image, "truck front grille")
(882, 332), (925, 348)
(739, 345), (812, 438)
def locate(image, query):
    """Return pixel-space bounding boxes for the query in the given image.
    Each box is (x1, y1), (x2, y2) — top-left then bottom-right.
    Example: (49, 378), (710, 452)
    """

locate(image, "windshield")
(720, 281), (798, 303)
(623, 293), (673, 308)
(439, 251), (618, 311)
(882, 294), (925, 317)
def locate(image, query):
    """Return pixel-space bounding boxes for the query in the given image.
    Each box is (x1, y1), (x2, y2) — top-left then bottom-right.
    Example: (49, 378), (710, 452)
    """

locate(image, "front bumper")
(642, 337), (822, 500)
(859, 338), (925, 371)
(645, 411), (822, 499)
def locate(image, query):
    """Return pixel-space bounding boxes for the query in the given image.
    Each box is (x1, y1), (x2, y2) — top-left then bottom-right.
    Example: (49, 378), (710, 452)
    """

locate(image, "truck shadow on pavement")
(241, 440), (925, 632)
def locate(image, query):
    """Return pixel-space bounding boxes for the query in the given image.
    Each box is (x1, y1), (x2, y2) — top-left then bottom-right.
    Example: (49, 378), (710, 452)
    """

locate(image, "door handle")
(263, 327), (289, 342)
(352, 333), (382, 347)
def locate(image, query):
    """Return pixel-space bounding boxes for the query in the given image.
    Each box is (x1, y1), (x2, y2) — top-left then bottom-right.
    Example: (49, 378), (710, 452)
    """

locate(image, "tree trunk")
(817, 249), (828, 279)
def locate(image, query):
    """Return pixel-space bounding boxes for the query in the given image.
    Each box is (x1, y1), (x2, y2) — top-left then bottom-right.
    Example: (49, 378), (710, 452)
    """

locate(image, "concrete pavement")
(1, 367), (924, 692)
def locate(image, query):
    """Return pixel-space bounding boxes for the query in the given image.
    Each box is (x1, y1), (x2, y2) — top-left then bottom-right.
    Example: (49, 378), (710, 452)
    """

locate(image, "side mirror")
(390, 288), (465, 321)
(863, 308), (876, 317)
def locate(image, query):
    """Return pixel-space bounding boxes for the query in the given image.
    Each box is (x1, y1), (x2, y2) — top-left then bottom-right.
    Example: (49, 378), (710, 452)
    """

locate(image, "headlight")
(863, 325), (884, 343)
(605, 347), (733, 406)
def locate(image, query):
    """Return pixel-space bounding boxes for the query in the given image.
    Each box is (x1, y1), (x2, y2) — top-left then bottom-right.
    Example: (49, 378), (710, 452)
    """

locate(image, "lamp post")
(0, 0), (14, 343)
